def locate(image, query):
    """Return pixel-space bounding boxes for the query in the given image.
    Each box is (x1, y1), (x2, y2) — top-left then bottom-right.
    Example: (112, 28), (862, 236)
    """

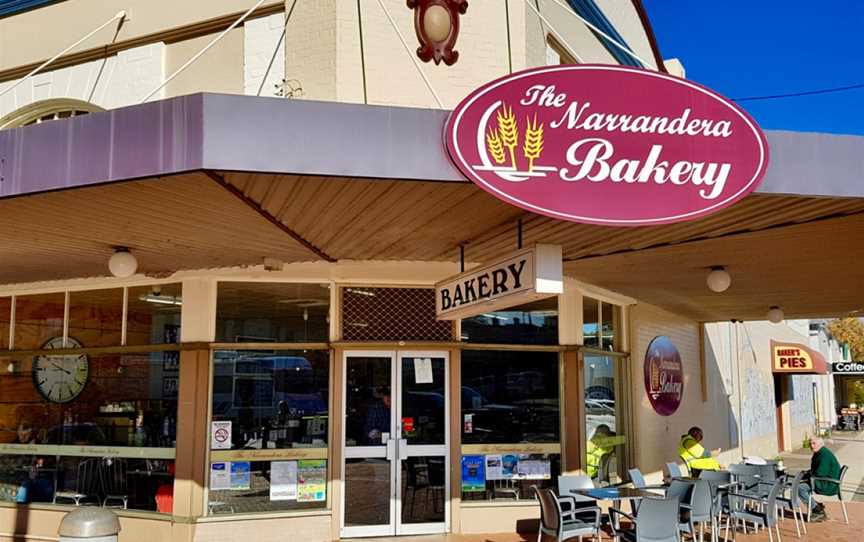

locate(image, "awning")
(771, 340), (828, 375)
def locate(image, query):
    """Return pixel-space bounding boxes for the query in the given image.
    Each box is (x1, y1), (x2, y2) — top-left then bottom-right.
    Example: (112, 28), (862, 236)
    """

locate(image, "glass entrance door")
(341, 351), (449, 538)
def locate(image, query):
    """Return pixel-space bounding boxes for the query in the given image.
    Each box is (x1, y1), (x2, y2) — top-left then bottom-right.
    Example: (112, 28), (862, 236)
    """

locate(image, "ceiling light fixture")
(108, 247), (138, 278)
(139, 294), (182, 306)
(706, 266), (731, 293)
(767, 306), (785, 324)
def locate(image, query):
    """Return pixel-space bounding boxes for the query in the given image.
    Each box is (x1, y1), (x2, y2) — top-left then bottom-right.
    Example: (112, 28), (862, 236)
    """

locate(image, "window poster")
(230, 461), (251, 490)
(211, 421), (232, 450)
(297, 459), (326, 502)
(501, 454), (519, 479)
(516, 459), (551, 480)
(270, 461), (298, 501)
(461, 455), (486, 492)
(485, 454), (503, 480)
(210, 462), (231, 491)
(413, 358), (434, 384)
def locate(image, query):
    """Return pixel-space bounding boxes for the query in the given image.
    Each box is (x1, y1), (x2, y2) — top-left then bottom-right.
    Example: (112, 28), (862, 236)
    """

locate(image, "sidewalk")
(779, 429), (864, 502)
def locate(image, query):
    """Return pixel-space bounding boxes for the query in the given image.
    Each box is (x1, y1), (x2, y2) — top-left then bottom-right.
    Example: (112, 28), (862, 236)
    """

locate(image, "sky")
(642, 1), (864, 135)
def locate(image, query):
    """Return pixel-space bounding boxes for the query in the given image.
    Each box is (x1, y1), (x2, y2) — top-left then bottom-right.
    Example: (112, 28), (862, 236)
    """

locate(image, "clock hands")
(50, 361), (72, 375)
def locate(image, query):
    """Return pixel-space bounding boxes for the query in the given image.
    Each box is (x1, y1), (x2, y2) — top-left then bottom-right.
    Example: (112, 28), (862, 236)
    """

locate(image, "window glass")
(584, 354), (626, 486)
(0, 298), (9, 349)
(0, 352), (178, 512)
(461, 298), (558, 345)
(582, 297), (599, 348)
(461, 350), (559, 443)
(601, 302), (617, 351)
(126, 284), (182, 346)
(14, 293), (65, 350)
(216, 282), (329, 343)
(68, 289), (123, 348)
(209, 349), (330, 514)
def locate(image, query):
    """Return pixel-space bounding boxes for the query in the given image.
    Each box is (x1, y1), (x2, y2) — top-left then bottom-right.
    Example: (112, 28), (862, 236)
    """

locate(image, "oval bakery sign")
(445, 65), (769, 226)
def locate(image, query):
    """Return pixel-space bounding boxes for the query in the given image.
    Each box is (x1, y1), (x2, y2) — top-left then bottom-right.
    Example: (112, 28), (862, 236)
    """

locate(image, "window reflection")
(582, 297), (600, 348)
(68, 289), (124, 348)
(126, 284), (182, 346)
(0, 298), (10, 349)
(584, 354), (625, 486)
(211, 350), (330, 450)
(461, 298), (558, 345)
(14, 293), (65, 350)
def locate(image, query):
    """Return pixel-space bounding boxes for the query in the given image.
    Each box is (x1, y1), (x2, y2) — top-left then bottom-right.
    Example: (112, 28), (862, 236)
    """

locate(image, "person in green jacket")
(798, 437), (842, 522)
(678, 426), (722, 476)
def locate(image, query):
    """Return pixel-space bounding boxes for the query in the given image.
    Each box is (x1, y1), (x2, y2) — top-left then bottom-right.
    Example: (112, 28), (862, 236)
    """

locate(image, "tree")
(827, 318), (864, 360)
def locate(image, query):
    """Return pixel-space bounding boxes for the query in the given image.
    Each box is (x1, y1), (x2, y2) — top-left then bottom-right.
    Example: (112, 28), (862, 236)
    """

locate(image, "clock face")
(32, 337), (89, 403)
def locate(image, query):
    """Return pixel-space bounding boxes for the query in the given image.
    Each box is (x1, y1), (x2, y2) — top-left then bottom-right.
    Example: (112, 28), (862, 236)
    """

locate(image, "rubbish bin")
(58, 507), (121, 542)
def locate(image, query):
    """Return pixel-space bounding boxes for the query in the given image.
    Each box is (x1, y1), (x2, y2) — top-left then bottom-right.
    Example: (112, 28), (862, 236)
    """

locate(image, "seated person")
(586, 424), (616, 480)
(797, 437), (841, 522)
(678, 426), (721, 476)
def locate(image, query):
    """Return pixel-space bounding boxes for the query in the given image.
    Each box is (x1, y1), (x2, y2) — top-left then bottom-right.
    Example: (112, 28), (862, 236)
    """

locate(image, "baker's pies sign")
(446, 65), (769, 226)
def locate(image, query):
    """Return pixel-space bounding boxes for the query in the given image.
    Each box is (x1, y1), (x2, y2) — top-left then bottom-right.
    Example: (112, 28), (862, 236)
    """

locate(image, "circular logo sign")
(445, 65), (769, 226)
(644, 336), (684, 416)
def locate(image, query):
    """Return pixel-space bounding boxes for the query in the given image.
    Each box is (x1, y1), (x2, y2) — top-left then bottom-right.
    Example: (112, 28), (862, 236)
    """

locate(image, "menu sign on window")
(435, 244), (562, 320)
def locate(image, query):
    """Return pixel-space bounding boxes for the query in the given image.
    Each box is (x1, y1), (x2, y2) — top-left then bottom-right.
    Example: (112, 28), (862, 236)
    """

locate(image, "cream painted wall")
(244, 13), (286, 97)
(0, 43), (165, 118)
(165, 28), (245, 99)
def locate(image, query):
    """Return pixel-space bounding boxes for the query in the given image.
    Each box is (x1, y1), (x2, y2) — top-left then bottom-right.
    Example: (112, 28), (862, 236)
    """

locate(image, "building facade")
(0, 2), (859, 542)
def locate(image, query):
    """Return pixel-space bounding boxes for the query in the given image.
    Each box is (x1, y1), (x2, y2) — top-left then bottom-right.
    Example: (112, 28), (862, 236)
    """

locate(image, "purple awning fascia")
(1, 92), (863, 201)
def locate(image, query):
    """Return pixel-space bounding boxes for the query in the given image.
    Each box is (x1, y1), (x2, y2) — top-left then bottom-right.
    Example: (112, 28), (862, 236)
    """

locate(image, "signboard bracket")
(517, 219), (523, 250)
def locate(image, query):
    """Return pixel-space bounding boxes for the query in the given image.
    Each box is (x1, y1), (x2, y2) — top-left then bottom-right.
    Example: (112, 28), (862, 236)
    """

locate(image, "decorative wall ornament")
(407, 0), (468, 66)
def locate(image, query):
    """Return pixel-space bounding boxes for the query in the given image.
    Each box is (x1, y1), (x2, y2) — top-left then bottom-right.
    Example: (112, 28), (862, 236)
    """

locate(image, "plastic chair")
(666, 462), (684, 479)
(724, 479), (784, 542)
(533, 486), (602, 542)
(679, 480), (715, 542)
(490, 479), (520, 500)
(100, 458), (129, 509)
(699, 470), (732, 530)
(557, 474), (596, 522)
(54, 458), (101, 506)
(627, 468), (667, 515)
(776, 470), (807, 538)
(610, 496), (682, 542)
(807, 464), (849, 524)
(728, 464), (763, 497)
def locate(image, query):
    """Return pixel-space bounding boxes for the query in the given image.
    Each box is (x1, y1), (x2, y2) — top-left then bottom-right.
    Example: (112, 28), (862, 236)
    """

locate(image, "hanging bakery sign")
(445, 65), (769, 226)
(435, 244), (562, 320)
(644, 336), (684, 416)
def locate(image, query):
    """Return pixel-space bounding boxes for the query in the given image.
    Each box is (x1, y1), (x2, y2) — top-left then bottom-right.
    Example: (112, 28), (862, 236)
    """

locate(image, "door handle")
(386, 438), (396, 462)
(398, 438), (408, 459)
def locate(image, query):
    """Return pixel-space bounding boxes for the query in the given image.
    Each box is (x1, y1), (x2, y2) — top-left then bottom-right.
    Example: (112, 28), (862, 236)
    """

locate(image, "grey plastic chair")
(533, 486), (602, 542)
(776, 470), (807, 538)
(557, 474), (596, 522)
(610, 496), (682, 542)
(728, 464), (763, 497)
(699, 470), (732, 530)
(724, 479), (784, 542)
(628, 468), (666, 514)
(807, 464), (849, 524)
(666, 463), (684, 479)
(679, 480), (715, 542)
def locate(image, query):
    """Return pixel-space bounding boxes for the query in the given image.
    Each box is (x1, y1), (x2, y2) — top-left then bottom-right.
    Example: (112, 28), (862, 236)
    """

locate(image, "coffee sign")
(832, 362), (864, 375)
(446, 65), (769, 226)
(435, 244), (562, 320)
(644, 336), (684, 416)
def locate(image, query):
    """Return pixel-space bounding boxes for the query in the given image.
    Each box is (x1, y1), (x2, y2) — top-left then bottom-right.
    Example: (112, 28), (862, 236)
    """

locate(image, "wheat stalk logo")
(496, 103), (519, 168)
(523, 113), (544, 172)
(486, 128), (506, 165)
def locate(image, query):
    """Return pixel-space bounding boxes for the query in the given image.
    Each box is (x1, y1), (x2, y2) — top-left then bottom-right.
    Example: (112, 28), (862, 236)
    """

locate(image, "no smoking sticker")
(211, 421), (232, 450)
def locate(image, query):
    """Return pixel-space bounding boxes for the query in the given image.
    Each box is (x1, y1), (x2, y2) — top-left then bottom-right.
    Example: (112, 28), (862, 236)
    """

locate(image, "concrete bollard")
(58, 508), (121, 542)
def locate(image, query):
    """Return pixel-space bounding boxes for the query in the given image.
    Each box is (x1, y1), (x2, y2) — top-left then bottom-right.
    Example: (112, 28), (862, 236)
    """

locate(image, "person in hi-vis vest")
(586, 424), (616, 480)
(678, 426), (722, 476)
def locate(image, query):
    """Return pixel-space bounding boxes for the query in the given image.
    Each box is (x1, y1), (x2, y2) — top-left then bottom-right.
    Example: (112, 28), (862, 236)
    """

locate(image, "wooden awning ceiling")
(2, 169), (862, 322)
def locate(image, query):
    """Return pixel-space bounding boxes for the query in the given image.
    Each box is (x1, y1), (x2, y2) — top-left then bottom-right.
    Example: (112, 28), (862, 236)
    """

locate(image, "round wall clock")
(32, 337), (89, 403)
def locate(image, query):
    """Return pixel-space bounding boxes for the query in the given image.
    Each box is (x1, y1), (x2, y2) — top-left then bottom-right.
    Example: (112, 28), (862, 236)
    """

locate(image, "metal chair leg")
(767, 524), (774, 542)
(841, 496), (849, 524)
(791, 506), (801, 538)
(775, 523), (782, 542)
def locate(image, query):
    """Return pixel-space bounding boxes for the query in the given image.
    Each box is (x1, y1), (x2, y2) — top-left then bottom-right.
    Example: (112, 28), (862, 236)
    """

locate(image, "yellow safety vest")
(678, 435), (721, 472)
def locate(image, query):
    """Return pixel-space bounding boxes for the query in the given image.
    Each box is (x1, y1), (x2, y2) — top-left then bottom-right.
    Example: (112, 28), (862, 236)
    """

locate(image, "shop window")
(126, 284), (182, 346)
(601, 301), (619, 351)
(460, 350), (560, 500)
(208, 349), (330, 514)
(584, 354), (627, 486)
(14, 293), (65, 350)
(216, 282), (329, 343)
(68, 289), (124, 348)
(461, 298), (558, 345)
(0, 298), (9, 349)
(583, 298), (621, 351)
(341, 287), (452, 342)
(0, 351), (178, 513)
(583, 297), (600, 348)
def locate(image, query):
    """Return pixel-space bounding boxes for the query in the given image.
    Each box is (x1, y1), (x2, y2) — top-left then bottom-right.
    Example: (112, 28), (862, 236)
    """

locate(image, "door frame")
(339, 350), (451, 538)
